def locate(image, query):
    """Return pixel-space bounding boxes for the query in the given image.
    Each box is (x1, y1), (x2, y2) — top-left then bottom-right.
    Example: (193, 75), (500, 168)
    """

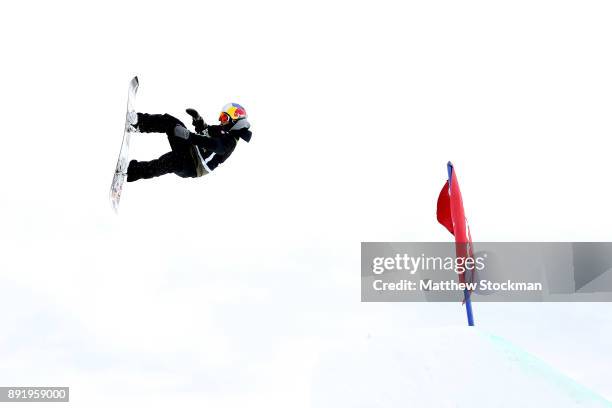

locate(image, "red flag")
(436, 181), (454, 235)
(437, 163), (475, 307)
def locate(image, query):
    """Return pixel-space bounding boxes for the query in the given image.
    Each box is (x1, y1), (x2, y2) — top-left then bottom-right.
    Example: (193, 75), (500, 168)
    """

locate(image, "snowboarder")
(126, 103), (252, 182)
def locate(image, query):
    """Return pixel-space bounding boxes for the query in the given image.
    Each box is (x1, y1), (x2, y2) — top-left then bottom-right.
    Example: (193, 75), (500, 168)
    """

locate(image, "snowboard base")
(109, 76), (139, 213)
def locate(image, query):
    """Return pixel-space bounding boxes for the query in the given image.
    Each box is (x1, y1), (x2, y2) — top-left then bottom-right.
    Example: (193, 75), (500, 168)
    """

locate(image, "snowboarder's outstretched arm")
(185, 108), (207, 134)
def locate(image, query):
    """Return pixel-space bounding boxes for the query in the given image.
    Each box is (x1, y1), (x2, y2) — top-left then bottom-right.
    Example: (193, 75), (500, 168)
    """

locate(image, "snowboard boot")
(126, 160), (142, 182)
(127, 110), (140, 133)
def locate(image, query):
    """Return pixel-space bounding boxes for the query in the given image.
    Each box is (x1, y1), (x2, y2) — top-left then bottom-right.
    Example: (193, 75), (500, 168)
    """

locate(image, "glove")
(186, 108), (207, 134)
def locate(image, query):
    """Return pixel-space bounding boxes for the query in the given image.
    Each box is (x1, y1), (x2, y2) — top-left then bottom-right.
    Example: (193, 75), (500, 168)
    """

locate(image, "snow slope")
(313, 327), (612, 408)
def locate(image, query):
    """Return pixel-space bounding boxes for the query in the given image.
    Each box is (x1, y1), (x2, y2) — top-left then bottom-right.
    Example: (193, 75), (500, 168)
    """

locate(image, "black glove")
(186, 108), (207, 134)
(233, 128), (252, 142)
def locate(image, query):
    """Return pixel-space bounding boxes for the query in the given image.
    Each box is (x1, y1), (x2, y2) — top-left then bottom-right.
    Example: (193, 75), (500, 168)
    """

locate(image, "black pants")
(127, 113), (198, 182)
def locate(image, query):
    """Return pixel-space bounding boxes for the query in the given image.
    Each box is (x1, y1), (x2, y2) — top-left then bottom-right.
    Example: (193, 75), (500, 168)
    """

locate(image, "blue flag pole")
(464, 289), (475, 326)
(447, 162), (475, 327)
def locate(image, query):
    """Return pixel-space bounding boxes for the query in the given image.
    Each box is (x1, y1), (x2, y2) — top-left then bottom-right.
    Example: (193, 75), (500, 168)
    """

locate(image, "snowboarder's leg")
(126, 150), (197, 182)
(135, 113), (186, 134)
(127, 152), (180, 182)
(127, 113), (198, 182)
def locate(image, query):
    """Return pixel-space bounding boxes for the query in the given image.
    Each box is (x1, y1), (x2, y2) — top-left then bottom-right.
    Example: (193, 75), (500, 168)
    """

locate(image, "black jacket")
(188, 125), (252, 172)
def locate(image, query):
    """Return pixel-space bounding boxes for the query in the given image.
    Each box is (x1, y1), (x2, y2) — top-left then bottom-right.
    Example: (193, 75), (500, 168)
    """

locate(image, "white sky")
(1, 0), (612, 406)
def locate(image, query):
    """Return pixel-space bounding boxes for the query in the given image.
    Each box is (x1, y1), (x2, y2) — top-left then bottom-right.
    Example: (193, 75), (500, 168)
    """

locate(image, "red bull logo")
(233, 106), (246, 119)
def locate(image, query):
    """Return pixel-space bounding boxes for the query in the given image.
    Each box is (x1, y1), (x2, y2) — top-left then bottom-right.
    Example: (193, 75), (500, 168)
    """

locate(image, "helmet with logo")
(219, 103), (248, 128)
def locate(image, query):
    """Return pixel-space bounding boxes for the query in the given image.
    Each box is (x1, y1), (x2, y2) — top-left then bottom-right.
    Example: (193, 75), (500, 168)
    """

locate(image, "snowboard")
(109, 76), (139, 213)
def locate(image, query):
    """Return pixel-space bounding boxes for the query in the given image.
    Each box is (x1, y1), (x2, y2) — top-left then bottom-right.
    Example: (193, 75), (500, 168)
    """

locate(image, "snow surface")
(313, 327), (612, 407)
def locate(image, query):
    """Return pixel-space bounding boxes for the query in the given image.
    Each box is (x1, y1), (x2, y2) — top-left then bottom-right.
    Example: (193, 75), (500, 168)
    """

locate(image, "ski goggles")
(219, 112), (232, 125)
